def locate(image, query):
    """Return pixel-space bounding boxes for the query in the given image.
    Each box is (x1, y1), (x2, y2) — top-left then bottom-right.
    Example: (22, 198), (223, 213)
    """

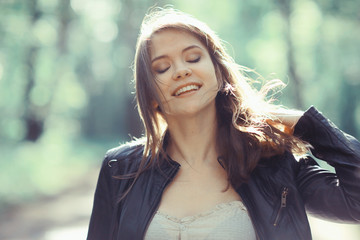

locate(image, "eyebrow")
(151, 45), (202, 63)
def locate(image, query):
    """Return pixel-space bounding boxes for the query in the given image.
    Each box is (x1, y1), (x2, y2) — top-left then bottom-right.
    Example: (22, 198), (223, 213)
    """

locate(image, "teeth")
(175, 85), (200, 96)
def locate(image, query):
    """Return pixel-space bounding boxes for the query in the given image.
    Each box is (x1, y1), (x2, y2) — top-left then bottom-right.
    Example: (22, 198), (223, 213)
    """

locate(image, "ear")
(152, 100), (159, 108)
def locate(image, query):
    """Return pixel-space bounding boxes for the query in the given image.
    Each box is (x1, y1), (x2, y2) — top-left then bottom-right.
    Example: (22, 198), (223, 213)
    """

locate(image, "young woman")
(87, 8), (360, 240)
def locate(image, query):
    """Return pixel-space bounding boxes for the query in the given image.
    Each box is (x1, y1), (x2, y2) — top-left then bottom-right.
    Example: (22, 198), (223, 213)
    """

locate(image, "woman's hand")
(267, 108), (304, 135)
(271, 108), (304, 128)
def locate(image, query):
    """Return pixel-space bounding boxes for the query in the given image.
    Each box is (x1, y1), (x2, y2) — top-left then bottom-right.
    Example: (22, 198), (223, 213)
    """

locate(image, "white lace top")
(144, 201), (256, 240)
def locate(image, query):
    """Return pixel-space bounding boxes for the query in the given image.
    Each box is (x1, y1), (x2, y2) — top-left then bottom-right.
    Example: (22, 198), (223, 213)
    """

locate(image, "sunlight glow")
(43, 225), (88, 240)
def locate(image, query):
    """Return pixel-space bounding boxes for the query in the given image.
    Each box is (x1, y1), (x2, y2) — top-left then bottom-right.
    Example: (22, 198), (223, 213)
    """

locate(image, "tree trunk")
(277, 0), (304, 108)
(339, 80), (359, 137)
(23, 0), (42, 141)
(22, 0), (71, 141)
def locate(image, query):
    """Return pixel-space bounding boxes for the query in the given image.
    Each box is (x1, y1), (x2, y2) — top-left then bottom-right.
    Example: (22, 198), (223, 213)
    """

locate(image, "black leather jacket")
(87, 107), (360, 240)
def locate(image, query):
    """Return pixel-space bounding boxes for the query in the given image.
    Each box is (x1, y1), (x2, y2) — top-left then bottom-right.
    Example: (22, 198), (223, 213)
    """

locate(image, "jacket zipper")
(273, 187), (288, 226)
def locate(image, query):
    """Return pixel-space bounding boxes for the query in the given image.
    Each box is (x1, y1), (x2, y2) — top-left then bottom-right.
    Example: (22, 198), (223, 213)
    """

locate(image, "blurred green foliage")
(0, 0), (359, 210)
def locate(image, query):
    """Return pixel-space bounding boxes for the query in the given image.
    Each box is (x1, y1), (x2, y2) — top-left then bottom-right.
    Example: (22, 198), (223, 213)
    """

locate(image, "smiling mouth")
(174, 84), (201, 96)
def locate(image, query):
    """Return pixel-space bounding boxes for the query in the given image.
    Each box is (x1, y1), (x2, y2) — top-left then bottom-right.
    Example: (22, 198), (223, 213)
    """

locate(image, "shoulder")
(105, 139), (145, 161)
(102, 138), (146, 173)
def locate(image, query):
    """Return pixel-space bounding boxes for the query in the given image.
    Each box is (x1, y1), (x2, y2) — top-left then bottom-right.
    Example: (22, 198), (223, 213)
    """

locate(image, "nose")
(172, 67), (192, 80)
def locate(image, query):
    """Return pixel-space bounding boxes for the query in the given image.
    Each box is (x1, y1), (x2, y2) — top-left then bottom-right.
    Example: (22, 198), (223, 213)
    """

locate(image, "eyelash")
(156, 67), (170, 74)
(188, 56), (201, 63)
(155, 56), (201, 74)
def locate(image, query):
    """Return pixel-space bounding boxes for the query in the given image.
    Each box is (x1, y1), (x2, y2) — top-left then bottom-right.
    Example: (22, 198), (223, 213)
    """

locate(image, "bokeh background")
(0, 0), (359, 239)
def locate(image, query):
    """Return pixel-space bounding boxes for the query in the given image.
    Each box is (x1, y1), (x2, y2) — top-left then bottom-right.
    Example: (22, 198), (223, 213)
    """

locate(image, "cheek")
(154, 73), (172, 89)
(154, 81), (170, 104)
(205, 66), (220, 88)
(156, 80), (167, 93)
(199, 60), (218, 80)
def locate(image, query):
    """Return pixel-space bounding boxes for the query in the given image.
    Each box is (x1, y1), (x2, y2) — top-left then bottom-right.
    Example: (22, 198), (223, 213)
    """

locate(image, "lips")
(173, 83), (201, 96)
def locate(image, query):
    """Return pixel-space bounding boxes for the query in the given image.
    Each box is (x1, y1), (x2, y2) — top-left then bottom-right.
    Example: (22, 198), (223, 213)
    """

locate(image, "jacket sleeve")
(87, 156), (116, 240)
(294, 106), (360, 222)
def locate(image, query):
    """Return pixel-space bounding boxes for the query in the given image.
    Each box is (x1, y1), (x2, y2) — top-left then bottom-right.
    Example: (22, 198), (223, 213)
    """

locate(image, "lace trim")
(155, 201), (247, 224)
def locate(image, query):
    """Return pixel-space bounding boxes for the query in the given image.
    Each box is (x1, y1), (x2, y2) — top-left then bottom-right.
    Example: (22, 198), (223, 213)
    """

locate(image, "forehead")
(149, 29), (206, 57)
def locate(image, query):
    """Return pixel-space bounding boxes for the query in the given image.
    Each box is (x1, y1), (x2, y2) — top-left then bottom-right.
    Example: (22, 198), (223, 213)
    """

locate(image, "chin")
(173, 103), (216, 117)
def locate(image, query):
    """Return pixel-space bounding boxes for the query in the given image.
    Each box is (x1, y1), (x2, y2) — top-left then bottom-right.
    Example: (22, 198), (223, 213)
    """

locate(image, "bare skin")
(160, 109), (242, 218)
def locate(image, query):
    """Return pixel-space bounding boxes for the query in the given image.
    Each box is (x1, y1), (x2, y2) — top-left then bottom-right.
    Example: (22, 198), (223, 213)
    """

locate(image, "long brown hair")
(131, 7), (307, 190)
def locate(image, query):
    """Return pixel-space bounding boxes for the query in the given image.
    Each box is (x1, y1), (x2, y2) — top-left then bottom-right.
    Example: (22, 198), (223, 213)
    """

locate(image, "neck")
(165, 106), (218, 167)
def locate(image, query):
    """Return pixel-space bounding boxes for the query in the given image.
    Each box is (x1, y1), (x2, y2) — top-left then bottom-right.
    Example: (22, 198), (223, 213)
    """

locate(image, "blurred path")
(0, 168), (99, 240)
(0, 167), (359, 240)
(308, 215), (360, 240)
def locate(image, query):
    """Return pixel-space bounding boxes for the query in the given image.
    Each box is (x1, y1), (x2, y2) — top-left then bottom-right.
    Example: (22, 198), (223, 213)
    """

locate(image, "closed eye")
(188, 56), (200, 63)
(156, 66), (170, 74)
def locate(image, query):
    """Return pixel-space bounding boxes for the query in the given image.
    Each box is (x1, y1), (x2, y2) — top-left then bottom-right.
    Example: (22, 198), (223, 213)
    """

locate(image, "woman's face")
(150, 29), (219, 118)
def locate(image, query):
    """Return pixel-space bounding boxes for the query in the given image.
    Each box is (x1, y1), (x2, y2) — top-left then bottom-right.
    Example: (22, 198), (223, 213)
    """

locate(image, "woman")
(87, 8), (360, 240)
